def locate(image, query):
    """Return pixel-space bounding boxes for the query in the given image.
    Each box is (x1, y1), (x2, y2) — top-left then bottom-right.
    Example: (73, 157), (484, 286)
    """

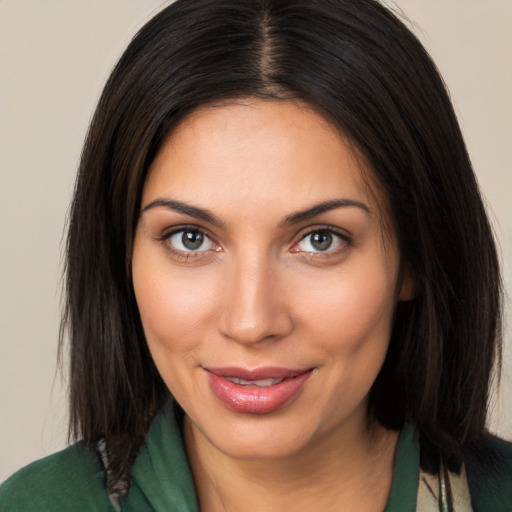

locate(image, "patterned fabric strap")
(417, 463), (473, 512)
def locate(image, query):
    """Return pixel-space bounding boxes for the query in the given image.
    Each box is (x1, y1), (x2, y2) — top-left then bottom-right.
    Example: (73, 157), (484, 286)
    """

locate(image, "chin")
(187, 406), (332, 462)
(212, 430), (312, 461)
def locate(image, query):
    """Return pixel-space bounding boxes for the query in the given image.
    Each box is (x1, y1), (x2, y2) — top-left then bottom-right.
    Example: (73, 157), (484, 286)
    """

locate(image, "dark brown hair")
(61, 0), (502, 493)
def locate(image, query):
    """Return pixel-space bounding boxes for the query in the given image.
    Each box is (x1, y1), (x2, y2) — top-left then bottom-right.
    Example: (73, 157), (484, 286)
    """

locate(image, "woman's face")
(132, 100), (412, 460)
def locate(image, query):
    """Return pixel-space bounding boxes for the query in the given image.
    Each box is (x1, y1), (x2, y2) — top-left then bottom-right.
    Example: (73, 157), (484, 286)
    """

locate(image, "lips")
(205, 366), (313, 414)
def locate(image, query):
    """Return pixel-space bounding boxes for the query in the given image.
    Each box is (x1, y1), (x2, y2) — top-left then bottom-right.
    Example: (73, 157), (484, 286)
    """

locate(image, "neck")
(184, 416), (399, 512)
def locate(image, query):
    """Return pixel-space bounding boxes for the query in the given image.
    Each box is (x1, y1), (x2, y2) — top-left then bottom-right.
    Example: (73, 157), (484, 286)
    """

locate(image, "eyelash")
(157, 225), (218, 261)
(293, 226), (351, 258)
(157, 225), (351, 261)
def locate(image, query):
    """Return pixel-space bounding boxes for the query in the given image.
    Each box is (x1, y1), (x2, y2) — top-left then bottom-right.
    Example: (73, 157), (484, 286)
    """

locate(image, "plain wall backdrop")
(1, 0), (511, 481)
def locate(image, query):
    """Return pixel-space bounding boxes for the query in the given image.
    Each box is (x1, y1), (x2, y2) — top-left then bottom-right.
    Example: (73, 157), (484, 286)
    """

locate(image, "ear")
(398, 263), (417, 301)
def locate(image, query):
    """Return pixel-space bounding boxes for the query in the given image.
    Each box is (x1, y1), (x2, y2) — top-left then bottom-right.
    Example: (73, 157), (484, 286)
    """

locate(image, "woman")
(1, 0), (510, 510)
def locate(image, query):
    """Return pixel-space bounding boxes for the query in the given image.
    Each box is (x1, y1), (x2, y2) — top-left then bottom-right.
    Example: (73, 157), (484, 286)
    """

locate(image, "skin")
(132, 100), (414, 512)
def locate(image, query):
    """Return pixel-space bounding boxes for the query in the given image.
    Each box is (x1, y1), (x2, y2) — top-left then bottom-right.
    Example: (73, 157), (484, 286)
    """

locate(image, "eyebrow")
(279, 199), (372, 227)
(141, 197), (371, 228)
(141, 199), (225, 227)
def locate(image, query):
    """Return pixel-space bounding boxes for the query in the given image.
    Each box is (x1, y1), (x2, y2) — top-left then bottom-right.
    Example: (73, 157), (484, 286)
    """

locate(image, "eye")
(295, 229), (347, 253)
(167, 229), (216, 252)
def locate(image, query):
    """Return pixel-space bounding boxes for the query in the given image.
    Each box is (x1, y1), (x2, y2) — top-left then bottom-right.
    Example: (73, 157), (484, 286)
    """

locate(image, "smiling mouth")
(204, 367), (313, 414)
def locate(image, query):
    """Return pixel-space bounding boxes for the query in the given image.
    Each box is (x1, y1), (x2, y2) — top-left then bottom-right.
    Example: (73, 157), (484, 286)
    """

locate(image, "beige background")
(0, 0), (511, 481)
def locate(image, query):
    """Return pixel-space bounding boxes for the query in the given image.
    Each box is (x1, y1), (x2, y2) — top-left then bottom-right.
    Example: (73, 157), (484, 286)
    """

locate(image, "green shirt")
(1, 407), (510, 511)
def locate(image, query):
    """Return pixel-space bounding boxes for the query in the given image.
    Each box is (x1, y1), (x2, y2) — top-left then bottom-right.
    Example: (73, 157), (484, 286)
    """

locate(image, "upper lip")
(204, 366), (312, 380)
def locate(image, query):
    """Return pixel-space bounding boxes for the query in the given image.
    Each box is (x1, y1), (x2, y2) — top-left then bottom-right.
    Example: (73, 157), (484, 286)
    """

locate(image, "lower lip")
(206, 370), (312, 414)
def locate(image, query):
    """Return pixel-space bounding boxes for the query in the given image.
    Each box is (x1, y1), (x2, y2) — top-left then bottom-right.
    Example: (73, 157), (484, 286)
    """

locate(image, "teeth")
(225, 377), (285, 387)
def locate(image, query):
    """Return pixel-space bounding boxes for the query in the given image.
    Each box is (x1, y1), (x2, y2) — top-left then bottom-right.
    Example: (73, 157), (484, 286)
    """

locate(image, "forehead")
(143, 100), (388, 223)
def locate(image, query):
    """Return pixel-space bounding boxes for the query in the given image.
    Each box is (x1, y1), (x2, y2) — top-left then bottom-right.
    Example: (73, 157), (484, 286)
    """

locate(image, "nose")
(218, 254), (294, 345)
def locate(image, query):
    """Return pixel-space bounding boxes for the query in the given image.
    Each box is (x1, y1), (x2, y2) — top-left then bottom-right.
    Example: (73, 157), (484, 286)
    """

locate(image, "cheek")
(293, 262), (397, 417)
(290, 262), (397, 351)
(132, 246), (217, 356)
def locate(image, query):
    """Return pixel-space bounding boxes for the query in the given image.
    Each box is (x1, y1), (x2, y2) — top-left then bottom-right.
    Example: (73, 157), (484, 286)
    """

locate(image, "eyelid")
(298, 224), (351, 243)
(155, 223), (351, 260)
(157, 225), (221, 260)
(170, 230), (215, 252)
(291, 226), (352, 255)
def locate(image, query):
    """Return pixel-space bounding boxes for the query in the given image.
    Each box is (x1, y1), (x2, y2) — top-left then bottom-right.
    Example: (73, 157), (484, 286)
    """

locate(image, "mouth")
(204, 366), (314, 414)
(224, 376), (286, 387)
